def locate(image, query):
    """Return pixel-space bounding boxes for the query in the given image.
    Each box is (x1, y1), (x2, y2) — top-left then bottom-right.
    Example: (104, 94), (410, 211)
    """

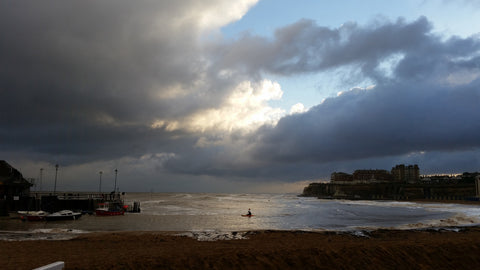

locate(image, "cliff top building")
(392, 164), (420, 183)
(331, 165), (421, 184)
(331, 172), (354, 182)
(353, 169), (393, 182)
(331, 169), (394, 183)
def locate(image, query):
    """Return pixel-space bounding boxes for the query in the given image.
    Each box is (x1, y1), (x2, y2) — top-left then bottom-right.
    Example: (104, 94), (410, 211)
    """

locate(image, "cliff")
(302, 182), (477, 201)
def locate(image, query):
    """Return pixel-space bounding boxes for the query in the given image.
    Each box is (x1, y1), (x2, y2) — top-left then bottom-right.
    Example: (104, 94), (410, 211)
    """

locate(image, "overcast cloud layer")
(1, 1), (479, 192)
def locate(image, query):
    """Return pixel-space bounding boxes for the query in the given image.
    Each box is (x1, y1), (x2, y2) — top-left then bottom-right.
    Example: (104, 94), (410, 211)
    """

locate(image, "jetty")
(2, 191), (140, 215)
(1, 160), (140, 216)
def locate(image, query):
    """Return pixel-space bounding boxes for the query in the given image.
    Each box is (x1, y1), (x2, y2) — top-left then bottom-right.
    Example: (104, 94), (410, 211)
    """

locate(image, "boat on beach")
(45, 210), (82, 221)
(19, 211), (49, 221)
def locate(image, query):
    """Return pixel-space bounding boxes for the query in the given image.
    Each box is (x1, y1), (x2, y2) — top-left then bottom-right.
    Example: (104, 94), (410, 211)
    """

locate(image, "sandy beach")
(2, 227), (480, 270)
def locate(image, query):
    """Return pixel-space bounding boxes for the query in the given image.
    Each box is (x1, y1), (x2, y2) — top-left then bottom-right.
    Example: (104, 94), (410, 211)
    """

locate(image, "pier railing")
(23, 192), (124, 213)
(30, 192), (122, 201)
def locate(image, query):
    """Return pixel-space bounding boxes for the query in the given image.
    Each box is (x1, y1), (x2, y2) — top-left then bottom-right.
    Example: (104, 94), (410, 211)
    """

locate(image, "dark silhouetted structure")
(0, 160), (33, 215)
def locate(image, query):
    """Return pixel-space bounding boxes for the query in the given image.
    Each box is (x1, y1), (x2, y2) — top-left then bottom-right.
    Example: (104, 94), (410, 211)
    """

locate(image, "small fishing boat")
(45, 210), (82, 221)
(95, 202), (125, 216)
(19, 211), (49, 221)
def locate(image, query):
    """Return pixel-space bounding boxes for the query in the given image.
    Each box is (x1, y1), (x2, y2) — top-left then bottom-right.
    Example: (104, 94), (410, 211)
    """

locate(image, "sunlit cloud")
(152, 79), (285, 134)
(289, 103), (308, 114)
(195, 0), (259, 31)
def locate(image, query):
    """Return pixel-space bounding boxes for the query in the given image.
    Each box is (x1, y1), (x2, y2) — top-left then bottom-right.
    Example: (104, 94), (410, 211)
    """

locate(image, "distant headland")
(302, 164), (480, 202)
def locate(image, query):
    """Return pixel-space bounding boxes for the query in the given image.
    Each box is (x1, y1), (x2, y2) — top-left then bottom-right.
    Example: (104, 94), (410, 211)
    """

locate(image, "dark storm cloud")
(245, 17), (480, 168)
(210, 17), (433, 76)
(0, 1), (200, 121)
(165, 17), (480, 179)
(252, 80), (480, 164)
(0, 1), (235, 162)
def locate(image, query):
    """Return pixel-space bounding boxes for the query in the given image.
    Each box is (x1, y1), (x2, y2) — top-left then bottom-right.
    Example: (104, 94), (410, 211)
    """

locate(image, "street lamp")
(114, 169), (118, 193)
(39, 168), (43, 192)
(53, 164), (59, 195)
(99, 171), (103, 193)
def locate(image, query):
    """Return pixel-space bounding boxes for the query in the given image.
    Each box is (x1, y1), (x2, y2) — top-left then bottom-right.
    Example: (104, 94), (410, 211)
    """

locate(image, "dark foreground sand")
(2, 228), (480, 270)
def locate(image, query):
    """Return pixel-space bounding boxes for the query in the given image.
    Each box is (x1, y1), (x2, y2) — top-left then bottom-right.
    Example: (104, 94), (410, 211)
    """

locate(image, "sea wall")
(302, 182), (477, 201)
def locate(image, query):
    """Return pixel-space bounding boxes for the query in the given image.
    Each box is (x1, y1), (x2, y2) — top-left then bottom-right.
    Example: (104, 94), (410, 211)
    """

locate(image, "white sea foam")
(0, 228), (88, 241)
(30, 228), (88, 234)
(339, 199), (421, 209)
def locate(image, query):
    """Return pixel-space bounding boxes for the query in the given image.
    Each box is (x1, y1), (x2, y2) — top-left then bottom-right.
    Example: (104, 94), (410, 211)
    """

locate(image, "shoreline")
(3, 227), (480, 269)
(310, 197), (480, 205)
(0, 225), (470, 242)
(410, 198), (480, 205)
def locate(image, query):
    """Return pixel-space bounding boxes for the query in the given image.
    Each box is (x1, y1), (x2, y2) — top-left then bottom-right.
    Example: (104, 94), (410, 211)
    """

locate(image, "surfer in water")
(241, 208), (253, 217)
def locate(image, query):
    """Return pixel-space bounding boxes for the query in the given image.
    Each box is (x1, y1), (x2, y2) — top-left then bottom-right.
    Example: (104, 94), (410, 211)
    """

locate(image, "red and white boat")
(19, 211), (49, 221)
(95, 202), (126, 216)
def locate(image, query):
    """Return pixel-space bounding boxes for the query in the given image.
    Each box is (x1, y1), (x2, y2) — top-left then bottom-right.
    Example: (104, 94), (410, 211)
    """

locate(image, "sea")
(1, 193), (480, 241)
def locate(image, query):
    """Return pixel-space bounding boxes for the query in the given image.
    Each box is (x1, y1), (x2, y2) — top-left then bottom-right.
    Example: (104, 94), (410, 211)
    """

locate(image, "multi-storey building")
(331, 165), (420, 184)
(331, 172), (354, 182)
(391, 164), (419, 183)
(353, 169), (393, 182)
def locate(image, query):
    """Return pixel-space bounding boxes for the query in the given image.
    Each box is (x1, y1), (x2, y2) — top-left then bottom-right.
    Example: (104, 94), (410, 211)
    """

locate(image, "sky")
(1, 0), (480, 193)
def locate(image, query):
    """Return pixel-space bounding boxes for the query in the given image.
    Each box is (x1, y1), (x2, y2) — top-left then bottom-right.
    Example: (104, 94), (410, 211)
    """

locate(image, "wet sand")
(2, 228), (480, 270)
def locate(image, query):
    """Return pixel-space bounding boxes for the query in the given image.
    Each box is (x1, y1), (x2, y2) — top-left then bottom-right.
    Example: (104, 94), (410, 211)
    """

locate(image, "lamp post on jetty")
(39, 168), (43, 192)
(114, 169), (118, 194)
(99, 171), (103, 193)
(53, 164), (59, 195)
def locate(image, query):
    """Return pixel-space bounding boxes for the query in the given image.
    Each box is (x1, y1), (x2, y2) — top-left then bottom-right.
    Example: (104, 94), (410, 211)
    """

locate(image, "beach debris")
(348, 230), (371, 238)
(179, 231), (248, 241)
